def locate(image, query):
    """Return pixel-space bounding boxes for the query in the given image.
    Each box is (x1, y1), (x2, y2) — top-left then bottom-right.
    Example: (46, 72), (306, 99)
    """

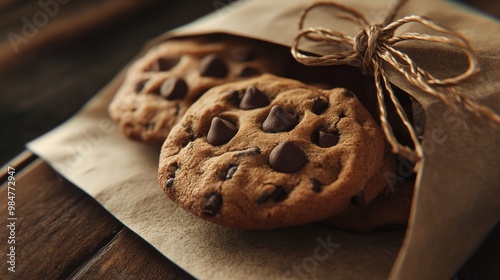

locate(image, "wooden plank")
(0, 0), (159, 73)
(0, 159), (124, 279)
(69, 229), (195, 280)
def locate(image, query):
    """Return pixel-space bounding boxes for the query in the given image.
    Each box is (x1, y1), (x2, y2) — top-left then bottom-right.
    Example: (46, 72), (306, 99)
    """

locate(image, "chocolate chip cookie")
(158, 74), (394, 229)
(109, 35), (287, 143)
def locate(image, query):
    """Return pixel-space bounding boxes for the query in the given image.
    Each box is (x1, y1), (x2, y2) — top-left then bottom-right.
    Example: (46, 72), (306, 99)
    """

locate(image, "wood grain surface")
(69, 229), (194, 280)
(0, 158), (123, 279)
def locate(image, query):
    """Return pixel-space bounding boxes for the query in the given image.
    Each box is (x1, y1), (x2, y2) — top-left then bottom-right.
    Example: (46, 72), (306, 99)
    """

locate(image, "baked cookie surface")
(158, 74), (393, 229)
(109, 35), (287, 143)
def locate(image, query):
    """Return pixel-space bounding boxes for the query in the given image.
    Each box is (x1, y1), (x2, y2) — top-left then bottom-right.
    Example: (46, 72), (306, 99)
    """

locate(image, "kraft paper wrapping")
(28, 0), (500, 279)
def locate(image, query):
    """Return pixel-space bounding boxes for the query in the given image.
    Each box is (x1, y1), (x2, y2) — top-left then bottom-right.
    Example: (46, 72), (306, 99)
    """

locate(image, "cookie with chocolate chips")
(158, 74), (395, 229)
(109, 35), (287, 143)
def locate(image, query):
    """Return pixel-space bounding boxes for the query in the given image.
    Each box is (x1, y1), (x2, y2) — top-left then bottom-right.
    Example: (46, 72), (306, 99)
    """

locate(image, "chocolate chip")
(226, 165), (237, 179)
(165, 178), (175, 189)
(229, 90), (242, 106)
(202, 193), (223, 217)
(312, 97), (329, 115)
(318, 131), (339, 148)
(165, 162), (178, 189)
(207, 117), (238, 146)
(262, 105), (297, 133)
(239, 86), (269, 110)
(310, 178), (323, 193)
(339, 111), (346, 118)
(220, 164), (238, 180)
(237, 66), (261, 77)
(199, 54), (228, 77)
(232, 48), (256, 62)
(257, 186), (288, 203)
(351, 191), (366, 207)
(150, 57), (181, 72)
(269, 142), (307, 173)
(160, 77), (188, 100)
(312, 129), (339, 148)
(135, 80), (148, 93)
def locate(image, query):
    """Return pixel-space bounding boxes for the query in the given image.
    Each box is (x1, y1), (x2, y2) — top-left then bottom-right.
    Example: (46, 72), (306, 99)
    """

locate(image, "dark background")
(0, 0), (498, 166)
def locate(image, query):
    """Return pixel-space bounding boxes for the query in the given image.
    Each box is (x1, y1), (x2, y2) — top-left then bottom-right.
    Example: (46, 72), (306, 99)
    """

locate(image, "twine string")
(291, 0), (500, 163)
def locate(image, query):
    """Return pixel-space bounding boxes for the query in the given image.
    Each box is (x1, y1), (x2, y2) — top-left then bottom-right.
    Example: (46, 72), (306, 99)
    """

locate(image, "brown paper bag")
(28, 0), (500, 279)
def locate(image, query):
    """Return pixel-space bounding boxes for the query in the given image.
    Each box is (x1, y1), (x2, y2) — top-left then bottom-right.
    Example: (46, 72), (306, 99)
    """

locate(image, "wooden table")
(0, 1), (498, 279)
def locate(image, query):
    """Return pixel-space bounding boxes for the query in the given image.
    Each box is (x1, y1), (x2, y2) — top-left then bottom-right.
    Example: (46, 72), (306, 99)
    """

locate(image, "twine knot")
(291, 0), (500, 164)
(354, 24), (386, 74)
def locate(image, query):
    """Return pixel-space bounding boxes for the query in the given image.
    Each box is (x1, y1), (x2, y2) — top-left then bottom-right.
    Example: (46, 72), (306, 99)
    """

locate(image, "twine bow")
(291, 0), (500, 164)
